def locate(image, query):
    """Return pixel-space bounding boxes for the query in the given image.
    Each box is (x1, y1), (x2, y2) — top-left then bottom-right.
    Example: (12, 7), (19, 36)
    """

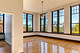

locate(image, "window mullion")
(79, 5), (80, 34)
(40, 15), (41, 32)
(44, 16), (45, 32)
(32, 15), (33, 32)
(70, 7), (72, 35)
(3, 14), (4, 33)
(52, 12), (53, 32)
(26, 14), (28, 32)
(57, 10), (59, 33)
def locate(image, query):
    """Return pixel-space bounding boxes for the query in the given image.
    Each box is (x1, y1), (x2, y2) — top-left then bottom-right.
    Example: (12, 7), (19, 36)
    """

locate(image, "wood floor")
(24, 36), (80, 53)
(0, 41), (11, 53)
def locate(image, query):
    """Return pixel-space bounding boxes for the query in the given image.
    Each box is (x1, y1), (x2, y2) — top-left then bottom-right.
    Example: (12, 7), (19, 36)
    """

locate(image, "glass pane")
(40, 15), (44, 32)
(23, 13), (26, 32)
(71, 5), (79, 34)
(59, 16), (64, 24)
(72, 14), (79, 23)
(45, 13), (48, 32)
(41, 25), (44, 31)
(53, 11), (57, 25)
(53, 11), (57, 16)
(41, 17), (44, 25)
(53, 25), (57, 32)
(0, 13), (3, 33)
(28, 14), (33, 31)
(59, 24), (64, 32)
(45, 25), (47, 32)
(59, 9), (64, 33)
(72, 24), (79, 34)
(53, 16), (57, 24)
(72, 6), (79, 14)
(59, 9), (64, 16)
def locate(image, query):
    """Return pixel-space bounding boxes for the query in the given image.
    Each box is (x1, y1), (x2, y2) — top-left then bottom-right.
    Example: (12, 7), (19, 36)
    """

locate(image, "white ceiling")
(23, 0), (79, 12)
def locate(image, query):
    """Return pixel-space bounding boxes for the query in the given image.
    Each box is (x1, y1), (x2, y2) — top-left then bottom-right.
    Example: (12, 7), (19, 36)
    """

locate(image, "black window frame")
(23, 13), (33, 32)
(40, 13), (48, 32)
(52, 9), (64, 34)
(70, 4), (80, 35)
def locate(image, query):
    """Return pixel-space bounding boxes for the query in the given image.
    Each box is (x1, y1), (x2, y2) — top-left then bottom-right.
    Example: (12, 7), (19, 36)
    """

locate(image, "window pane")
(72, 24), (79, 34)
(41, 17), (44, 26)
(53, 11), (57, 24)
(59, 9), (64, 16)
(52, 11), (57, 32)
(45, 25), (47, 32)
(71, 5), (79, 34)
(72, 14), (79, 23)
(23, 13), (26, 32)
(72, 6), (79, 24)
(59, 24), (64, 32)
(45, 13), (48, 32)
(72, 6), (79, 14)
(59, 16), (64, 24)
(53, 25), (57, 32)
(41, 25), (44, 31)
(0, 13), (3, 33)
(28, 14), (33, 31)
(53, 11), (57, 16)
(59, 9), (64, 33)
(40, 15), (44, 32)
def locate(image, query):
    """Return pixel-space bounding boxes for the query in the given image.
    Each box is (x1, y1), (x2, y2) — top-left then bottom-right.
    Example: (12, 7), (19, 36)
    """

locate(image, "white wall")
(0, 0), (23, 53)
(5, 14), (12, 45)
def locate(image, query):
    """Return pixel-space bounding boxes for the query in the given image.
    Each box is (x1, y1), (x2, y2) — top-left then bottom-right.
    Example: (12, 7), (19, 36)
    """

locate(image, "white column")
(33, 13), (37, 31)
(47, 12), (52, 32)
(64, 5), (70, 34)
(34, 13), (40, 31)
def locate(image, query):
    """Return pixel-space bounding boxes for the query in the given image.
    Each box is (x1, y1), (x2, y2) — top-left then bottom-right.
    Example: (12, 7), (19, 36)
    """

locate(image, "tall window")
(23, 13), (33, 32)
(40, 13), (48, 32)
(0, 13), (4, 33)
(52, 9), (64, 33)
(70, 5), (80, 35)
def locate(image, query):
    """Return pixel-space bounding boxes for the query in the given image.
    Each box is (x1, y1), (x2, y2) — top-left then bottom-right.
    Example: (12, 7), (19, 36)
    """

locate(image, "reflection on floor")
(0, 41), (11, 53)
(24, 36), (80, 53)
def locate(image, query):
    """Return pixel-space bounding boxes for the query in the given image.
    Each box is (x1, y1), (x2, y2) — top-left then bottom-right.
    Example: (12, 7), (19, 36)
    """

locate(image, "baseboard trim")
(23, 35), (80, 43)
(0, 39), (5, 41)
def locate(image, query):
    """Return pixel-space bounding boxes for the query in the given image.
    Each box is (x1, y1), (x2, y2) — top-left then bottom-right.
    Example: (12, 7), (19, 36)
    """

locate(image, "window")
(40, 13), (48, 32)
(52, 9), (64, 33)
(23, 13), (33, 32)
(0, 13), (4, 33)
(70, 5), (80, 35)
